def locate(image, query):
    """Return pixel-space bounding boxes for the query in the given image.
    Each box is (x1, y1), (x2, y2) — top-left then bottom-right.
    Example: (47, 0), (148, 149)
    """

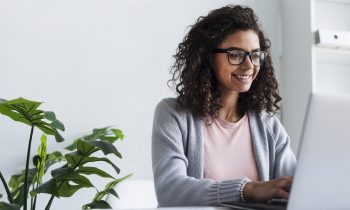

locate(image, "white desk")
(104, 207), (230, 210)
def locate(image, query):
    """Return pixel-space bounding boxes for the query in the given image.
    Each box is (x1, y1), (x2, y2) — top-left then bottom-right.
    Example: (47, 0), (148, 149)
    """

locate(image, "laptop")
(222, 93), (350, 210)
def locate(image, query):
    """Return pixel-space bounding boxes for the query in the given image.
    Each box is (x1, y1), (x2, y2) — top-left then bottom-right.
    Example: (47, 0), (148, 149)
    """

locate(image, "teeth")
(233, 74), (252, 79)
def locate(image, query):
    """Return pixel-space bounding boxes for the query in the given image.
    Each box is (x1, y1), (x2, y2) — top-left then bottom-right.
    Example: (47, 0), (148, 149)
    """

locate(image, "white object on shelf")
(315, 29), (350, 49)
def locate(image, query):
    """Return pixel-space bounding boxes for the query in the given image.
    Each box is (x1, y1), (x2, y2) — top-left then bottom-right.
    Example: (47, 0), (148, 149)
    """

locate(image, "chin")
(237, 85), (252, 93)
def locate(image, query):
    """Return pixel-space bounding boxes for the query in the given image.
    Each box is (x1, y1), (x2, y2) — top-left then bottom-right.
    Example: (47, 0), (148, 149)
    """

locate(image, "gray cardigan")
(152, 98), (296, 207)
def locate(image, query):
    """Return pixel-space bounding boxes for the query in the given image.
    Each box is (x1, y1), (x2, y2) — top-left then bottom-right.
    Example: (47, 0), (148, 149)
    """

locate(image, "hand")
(243, 176), (292, 202)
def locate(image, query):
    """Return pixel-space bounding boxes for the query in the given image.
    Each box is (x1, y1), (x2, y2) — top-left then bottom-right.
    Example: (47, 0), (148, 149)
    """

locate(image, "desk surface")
(101, 207), (230, 210)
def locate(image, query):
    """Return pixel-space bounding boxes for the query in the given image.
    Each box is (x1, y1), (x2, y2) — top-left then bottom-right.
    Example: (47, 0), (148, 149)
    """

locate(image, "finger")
(280, 180), (292, 192)
(275, 188), (289, 199)
(274, 177), (292, 191)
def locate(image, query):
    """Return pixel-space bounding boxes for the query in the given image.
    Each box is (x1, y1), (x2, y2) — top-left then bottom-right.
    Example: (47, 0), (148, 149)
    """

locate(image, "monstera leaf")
(0, 98), (65, 142)
(65, 127), (124, 151)
(0, 97), (130, 210)
(32, 138), (123, 198)
(82, 173), (133, 210)
(0, 202), (20, 210)
(6, 152), (64, 207)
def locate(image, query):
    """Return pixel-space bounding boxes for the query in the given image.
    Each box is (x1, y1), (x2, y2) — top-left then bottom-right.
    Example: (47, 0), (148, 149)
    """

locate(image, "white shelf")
(282, 0), (350, 152)
(317, 0), (350, 5)
(315, 46), (350, 65)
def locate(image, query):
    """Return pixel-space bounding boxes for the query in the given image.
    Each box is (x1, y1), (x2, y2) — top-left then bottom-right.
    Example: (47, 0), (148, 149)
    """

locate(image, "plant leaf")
(0, 98), (65, 142)
(0, 202), (21, 210)
(94, 188), (118, 202)
(85, 140), (122, 158)
(93, 173), (132, 201)
(9, 168), (37, 206)
(46, 151), (65, 169)
(83, 127), (124, 143)
(44, 111), (56, 121)
(76, 140), (99, 157)
(75, 167), (114, 179)
(64, 139), (81, 151)
(9, 151), (64, 207)
(104, 188), (118, 199)
(111, 128), (124, 140)
(56, 173), (94, 197)
(0, 103), (32, 126)
(82, 200), (112, 209)
(32, 171), (94, 197)
(65, 154), (120, 174)
(84, 127), (110, 141)
(50, 120), (65, 131)
(36, 134), (47, 185)
(0, 98), (41, 123)
(54, 131), (65, 142)
(65, 127), (124, 151)
(50, 165), (70, 178)
(30, 179), (59, 197)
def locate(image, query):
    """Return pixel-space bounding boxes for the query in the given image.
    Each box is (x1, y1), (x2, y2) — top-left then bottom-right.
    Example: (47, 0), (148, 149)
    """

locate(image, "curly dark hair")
(169, 5), (281, 120)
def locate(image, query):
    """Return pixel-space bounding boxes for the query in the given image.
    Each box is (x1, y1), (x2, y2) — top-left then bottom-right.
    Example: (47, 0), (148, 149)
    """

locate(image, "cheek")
(213, 59), (229, 78)
(253, 68), (260, 80)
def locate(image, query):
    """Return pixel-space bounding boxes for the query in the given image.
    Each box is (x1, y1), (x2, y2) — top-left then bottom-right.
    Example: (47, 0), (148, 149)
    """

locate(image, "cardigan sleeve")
(265, 114), (297, 178)
(151, 99), (247, 206)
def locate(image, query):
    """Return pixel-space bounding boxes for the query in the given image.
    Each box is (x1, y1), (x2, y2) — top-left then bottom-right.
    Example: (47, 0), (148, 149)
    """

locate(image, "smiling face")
(212, 30), (261, 95)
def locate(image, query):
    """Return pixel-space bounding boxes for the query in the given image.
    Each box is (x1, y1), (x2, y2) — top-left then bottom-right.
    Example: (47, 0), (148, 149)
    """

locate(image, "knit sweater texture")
(152, 98), (297, 206)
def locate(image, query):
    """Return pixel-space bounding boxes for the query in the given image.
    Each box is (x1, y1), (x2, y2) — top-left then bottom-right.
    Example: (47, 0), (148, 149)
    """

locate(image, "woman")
(152, 5), (296, 206)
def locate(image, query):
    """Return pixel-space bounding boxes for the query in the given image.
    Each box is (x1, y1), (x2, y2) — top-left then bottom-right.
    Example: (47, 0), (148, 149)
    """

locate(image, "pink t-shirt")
(203, 114), (260, 181)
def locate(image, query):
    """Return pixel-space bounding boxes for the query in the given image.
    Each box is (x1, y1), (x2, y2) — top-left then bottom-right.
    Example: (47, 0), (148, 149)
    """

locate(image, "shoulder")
(155, 98), (178, 112)
(249, 111), (281, 124)
(248, 111), (286, 138)
(155, 98), (180, 116)
(154, 98), (191, 122)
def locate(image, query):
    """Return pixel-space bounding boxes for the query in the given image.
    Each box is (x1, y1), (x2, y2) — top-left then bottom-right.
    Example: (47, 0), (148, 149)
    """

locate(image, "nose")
(241, 54), (254, 69)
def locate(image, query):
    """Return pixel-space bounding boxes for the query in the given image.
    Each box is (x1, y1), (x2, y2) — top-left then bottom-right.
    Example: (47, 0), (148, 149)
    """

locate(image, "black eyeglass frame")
(213, 47), (268, 67)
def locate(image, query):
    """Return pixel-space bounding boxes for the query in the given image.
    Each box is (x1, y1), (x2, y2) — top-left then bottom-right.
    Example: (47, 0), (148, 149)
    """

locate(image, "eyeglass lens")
(228, 50), (266, 66)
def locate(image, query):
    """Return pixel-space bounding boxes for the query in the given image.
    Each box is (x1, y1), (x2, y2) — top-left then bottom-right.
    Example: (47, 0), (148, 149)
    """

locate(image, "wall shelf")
(282, 0), (350, 152)
(317, 0), (350, 5)
(315, 47), (350, 65)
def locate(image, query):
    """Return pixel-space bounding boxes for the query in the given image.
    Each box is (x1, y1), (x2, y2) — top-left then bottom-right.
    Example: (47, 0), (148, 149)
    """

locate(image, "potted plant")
(0, 98), (131, 210)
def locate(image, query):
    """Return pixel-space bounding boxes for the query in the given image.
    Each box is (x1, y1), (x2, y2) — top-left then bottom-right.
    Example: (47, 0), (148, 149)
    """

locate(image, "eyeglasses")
(213, 47), (267, 67)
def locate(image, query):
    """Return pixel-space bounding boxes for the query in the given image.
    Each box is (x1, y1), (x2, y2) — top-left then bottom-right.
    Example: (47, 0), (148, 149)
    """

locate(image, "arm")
(243, 114), (297, 202)
(269, 115), (297, 178)
(152, 99), (247, 206)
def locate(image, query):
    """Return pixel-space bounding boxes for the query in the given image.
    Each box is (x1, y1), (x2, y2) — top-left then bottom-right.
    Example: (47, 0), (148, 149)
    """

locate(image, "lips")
(232, 73), (253, 81)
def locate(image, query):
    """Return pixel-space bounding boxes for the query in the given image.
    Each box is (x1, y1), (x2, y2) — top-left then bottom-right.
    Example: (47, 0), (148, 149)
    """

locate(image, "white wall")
(0, 0), (281, 209)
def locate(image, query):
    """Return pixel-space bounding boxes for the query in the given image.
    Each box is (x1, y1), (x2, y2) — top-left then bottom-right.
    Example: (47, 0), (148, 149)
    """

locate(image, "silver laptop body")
(287, 93), (350, 210)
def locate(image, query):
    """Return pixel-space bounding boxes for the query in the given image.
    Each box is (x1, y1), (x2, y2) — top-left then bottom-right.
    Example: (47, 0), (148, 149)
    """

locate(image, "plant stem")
(44, 163), (74, 210)
(0, 171), (13, 203)
(32, 195), (37, 210)
(44, 181), (64, 210)
(31, 182), (38, 210)
(23, 125), (35, 210)
(45, 196), (54, 210)
(30, 184), (34, 210)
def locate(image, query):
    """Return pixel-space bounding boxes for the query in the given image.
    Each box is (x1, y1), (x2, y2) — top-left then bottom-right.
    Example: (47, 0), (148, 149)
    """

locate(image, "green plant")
(0, 98), (131, 210)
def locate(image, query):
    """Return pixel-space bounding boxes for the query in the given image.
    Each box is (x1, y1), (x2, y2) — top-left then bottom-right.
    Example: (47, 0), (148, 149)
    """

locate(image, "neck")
(219, 91), (242, 123)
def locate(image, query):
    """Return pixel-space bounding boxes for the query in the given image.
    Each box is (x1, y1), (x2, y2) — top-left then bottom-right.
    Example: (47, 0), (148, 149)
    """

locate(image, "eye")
(228, 50), (244, 60)
(251, 52), (262, 60)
